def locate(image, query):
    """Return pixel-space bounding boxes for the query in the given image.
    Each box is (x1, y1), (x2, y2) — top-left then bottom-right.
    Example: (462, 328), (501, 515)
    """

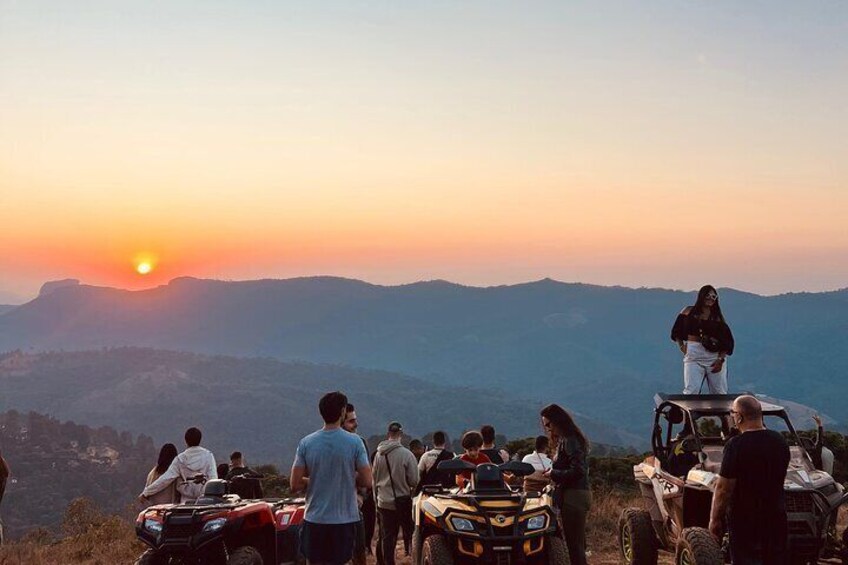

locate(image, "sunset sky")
(2, 1), (847, 302)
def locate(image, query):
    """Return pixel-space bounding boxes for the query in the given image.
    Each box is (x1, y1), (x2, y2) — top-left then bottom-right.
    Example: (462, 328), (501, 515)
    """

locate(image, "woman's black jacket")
(549, 435), (589, 502)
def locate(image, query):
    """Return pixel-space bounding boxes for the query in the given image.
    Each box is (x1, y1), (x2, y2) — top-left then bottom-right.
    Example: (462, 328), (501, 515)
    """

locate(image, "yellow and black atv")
(412, 459), (569, 565)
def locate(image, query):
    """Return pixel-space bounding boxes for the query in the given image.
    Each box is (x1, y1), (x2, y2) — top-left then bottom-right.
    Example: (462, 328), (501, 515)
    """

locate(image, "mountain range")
(1, 276), (845, 436)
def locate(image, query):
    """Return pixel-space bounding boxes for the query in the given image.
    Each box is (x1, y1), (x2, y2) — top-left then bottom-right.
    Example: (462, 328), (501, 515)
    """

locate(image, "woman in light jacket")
(144, 443), (179, 506)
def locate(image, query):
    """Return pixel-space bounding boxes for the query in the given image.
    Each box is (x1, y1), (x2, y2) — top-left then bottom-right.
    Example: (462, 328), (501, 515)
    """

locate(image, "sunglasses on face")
(706, 293), (717, 300)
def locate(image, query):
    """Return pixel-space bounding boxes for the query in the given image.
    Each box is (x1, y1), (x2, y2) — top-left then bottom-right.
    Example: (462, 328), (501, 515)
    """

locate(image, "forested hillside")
(0, 349), (640, 463)
(0, 410), (154, 539)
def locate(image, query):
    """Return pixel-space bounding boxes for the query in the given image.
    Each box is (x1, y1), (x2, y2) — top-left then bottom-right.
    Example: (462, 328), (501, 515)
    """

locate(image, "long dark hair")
(156, 443), (178, 475)
(540, 404), (589, 450)
(691, 284), (726, 323)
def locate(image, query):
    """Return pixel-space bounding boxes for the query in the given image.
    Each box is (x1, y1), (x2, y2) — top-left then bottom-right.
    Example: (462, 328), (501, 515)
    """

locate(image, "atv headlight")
(202, 517), (227, 533)
(143, 519), (163, 534)
(526, 515), (547, 531)
(449, 517), (476, 532)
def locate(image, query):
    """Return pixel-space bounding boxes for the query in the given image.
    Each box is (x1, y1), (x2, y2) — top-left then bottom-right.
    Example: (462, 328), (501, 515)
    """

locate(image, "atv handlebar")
(436, 460), (536, 477)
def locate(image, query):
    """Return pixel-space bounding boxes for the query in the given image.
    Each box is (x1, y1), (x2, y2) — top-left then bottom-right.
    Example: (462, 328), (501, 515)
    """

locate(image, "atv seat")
(469, 464), (510, 493)
(193, 479), (242, 505)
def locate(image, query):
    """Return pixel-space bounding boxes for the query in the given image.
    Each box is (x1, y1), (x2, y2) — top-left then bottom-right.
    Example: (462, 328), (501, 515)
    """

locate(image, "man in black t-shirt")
(709, 395), (790, 565)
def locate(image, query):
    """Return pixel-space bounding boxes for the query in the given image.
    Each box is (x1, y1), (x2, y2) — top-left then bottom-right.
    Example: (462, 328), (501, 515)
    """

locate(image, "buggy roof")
(654, 393), (785, 414)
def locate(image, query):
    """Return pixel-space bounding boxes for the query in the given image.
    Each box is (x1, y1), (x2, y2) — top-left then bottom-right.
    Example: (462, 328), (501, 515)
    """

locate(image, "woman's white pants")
(683, 341), (727, 394)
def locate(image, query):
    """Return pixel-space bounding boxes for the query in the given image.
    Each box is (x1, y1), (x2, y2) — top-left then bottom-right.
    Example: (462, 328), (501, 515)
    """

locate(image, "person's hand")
(708, 518), (724, 541)
(812, 414), (822, 427)
(710, 358), (724, 373)
(542, 469), (552, 478)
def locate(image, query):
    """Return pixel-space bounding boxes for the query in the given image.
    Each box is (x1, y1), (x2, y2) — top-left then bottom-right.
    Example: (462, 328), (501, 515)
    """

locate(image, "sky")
(2, 1), (847, 302)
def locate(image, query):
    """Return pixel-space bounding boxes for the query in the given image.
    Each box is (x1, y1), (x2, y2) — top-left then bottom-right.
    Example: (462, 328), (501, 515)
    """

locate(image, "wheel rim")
(679, 547), (694, 565)
(622, 523), (633, 562)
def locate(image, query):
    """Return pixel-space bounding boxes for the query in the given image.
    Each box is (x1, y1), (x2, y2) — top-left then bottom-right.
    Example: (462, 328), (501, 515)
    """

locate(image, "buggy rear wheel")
(675, 528), (722, 565)
(227, 546), (263, 565)
(422, 535), (454, 565)
(619, 508), (658, 565)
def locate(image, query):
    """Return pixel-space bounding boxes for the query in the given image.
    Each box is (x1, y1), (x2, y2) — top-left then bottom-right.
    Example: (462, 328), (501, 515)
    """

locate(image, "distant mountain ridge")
(1, 276), (846, 431)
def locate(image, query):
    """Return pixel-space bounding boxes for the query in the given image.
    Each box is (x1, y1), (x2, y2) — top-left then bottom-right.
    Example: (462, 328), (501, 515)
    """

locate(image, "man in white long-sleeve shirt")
(139, 427), (217, 504)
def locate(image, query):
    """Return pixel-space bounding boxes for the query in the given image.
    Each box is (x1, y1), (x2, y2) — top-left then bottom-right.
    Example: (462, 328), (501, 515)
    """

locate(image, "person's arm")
(208, 453), (218, 480)
(671, 307), (691, 352)
(354, 440), (373, 489)
(813, 415), (824, 450)
(141, 458), (181, 499)
(709, 476), (736, 539)
(406, 452), (419, 490)
(290, 440), (308, 493)
(499, 448), (510, 463)
(356, 464), (373, 489)
(246, 467), (265, 478)
(290, 464), (307, 493)
(418, 452), (431, 475)
(721, 322), (734, 357)
(709, 436), (740, 539)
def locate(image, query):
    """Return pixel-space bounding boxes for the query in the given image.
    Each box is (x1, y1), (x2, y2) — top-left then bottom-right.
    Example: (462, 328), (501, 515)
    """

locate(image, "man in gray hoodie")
(139, 427), (217, 504)
(373, 421), (418, 565)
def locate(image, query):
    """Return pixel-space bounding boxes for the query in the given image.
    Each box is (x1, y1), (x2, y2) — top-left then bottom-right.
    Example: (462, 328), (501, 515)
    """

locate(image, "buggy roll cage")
(651, 393), (810, 463)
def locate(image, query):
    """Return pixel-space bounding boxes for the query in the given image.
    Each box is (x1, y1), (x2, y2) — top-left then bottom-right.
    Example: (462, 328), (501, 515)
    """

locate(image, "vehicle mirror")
(499, 461), (535, 477)
(437, 459), (476, 473)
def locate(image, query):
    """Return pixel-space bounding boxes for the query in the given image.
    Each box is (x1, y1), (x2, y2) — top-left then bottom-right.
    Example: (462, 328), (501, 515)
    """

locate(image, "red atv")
(136, 478), (305, 565)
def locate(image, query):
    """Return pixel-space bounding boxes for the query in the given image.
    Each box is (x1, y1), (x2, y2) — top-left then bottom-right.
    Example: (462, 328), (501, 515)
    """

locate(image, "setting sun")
(136, 262), (153, 275)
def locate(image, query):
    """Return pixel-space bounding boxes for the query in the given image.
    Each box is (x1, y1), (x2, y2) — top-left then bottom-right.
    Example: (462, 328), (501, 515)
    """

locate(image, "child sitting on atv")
(456, 431), (491, 488)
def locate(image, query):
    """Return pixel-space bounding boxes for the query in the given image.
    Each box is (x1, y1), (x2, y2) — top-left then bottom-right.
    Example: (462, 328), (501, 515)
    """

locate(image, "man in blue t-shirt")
(291, 391), (372, 565)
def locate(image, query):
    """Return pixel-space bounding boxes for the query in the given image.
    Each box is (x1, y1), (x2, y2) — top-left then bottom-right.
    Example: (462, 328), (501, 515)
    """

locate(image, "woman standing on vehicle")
(143, 443), (179, 506)
(671, 284), (735, 394)
(541, 404), (591, 565)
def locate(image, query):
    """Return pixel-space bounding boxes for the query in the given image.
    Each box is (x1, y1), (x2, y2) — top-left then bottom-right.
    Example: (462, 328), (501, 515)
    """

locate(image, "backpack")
(416, 449), (455, 493)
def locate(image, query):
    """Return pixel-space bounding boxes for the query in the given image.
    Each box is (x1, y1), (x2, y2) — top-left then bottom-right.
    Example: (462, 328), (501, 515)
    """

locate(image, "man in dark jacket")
(709, 395), (790, 565)
(344, 404), (375, 565)
(226, 451), (264, 499)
